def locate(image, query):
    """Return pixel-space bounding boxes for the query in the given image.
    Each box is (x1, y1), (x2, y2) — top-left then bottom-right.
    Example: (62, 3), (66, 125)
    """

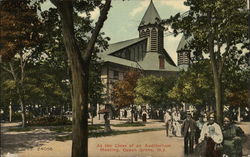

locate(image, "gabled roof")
(162, 49), (176, 66)
(101, 37), (147, 55)
(138, 52), (178, 71)
(139, 0), (161, 27)
(99, 55), (139, 68)
(99, 46), (178, 72)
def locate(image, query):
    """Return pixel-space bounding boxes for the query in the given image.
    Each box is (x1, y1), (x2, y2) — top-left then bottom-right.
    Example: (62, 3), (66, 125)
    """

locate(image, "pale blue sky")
(43, 0), (189, 64)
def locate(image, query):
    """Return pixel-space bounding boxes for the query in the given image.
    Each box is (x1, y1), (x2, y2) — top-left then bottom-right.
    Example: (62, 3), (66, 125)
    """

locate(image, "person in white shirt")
(164, 110), (171, 136)
(199, 113), (223, 157)
(172, 110), (182, 136)
(195, 115), (205, 144)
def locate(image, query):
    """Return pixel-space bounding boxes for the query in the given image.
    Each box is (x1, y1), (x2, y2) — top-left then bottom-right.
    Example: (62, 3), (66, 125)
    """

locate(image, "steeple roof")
(177, 35), (188, 51)
(139, 0), (161, 27)
(177, 35), (193, 52)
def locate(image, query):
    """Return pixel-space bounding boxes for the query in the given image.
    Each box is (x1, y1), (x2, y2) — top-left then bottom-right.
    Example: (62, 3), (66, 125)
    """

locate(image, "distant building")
(99, 0), (179, 103)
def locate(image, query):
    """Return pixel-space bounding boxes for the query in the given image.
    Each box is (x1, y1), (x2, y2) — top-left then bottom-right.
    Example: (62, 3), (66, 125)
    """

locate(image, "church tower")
(177, 35), (190, 71)
(138, 0), (164, 54)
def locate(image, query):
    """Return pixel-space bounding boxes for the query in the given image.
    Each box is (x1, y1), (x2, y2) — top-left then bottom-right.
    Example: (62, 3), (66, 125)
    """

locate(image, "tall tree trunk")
(9, 62), (26, 127)
(17, 87), (26, 127)
(50, 0), (111, 156)
(208, 32), (223, 126)
(131, 104), (134, 123)
(55, 2), (89, 157)
(214, 75), (223, 125)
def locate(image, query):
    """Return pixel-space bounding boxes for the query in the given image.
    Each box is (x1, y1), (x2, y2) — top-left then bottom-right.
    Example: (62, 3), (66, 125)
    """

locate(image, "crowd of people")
(164, 108), (182, 137)
(164, 110), (246, 157)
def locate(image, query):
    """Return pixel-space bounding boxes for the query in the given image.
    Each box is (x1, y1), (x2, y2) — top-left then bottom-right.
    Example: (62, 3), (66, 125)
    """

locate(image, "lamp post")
(9, 99), (12, 122)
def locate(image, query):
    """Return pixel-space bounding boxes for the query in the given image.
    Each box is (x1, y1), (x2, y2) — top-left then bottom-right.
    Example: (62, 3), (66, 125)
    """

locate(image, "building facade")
(99, 0), (179, 104)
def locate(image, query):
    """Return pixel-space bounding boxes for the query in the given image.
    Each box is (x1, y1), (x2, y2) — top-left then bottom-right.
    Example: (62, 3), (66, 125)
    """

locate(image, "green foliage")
(36, 3), (109, 116)
(49, 125), (103, 133)
(169, 56), (249, 109)
(0, 0), (109, 119)
(135, 75), (177, 109)
(12, 112), (23, 122)
(88, 54), (105, 117)
(49, 126), (72, 133)
(169, 60), (214, 108)
(163, 0), (248, 124)
(165, 0), (248, 46)
(223, 51), (250, 107)
(0, 0), (43, 127)
(88, 125), (103, 131)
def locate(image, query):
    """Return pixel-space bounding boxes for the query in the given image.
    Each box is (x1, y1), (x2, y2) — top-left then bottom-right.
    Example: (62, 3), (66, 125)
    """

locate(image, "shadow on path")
(1, 124), (68, 155)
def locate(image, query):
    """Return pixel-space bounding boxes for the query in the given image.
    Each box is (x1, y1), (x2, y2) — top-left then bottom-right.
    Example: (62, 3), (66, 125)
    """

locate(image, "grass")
(49, 125), (104, 133)
(7, 122), (146, 133)
(55, 127), (165, 141)
(8, 124), (103, 133)
(89, 124), (104, 130)
(49, 126), (72, 133)
(112, 122), (145, 127)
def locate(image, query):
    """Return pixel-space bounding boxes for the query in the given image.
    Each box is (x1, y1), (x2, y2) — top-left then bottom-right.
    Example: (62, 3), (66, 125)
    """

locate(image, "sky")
(43, 0), (189, 64)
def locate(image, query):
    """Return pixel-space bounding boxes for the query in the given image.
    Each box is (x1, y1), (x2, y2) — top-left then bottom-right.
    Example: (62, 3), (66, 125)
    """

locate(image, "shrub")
(28, 115), (72, 126)
(12, 112), (22, 122)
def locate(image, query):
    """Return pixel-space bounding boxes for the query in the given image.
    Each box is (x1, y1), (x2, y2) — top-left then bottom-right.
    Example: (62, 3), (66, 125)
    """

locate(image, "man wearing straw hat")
(181, 111), (196, 155)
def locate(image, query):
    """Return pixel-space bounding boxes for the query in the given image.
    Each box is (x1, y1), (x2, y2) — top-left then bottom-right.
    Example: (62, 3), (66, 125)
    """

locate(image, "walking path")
(4, 130), (184, 157)
(1, 120), (250, 157)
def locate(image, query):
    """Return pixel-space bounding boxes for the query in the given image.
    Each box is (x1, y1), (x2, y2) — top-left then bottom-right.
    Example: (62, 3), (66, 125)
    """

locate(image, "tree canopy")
(168, 60), (214, 110)
(0, 0), (41, 61)
(135, 75), (177, 110)
(111, 69), (141, 109)
(163, 0), (248, 124)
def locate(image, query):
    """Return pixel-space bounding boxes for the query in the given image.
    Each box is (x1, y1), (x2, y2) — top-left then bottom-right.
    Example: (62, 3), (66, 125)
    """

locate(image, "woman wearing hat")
(195, 114), (205, 144)
(199, 113), (223, 157)
(222, 116), (245, 157)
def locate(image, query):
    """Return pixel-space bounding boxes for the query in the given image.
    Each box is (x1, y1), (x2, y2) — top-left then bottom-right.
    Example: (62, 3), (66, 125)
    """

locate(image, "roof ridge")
(109, 37), (146, 45)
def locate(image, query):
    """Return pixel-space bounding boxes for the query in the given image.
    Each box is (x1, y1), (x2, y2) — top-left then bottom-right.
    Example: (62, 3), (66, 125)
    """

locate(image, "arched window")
(140, 30), (147, 38)
(151, 28), (157, 52)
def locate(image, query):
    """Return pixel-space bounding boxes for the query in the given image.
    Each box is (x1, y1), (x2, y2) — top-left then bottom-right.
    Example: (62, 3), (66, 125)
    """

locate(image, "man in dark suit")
(181, 112), (196, 155)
